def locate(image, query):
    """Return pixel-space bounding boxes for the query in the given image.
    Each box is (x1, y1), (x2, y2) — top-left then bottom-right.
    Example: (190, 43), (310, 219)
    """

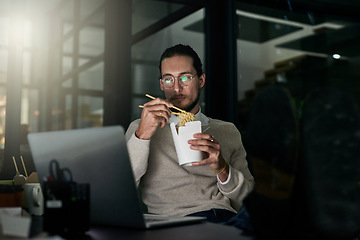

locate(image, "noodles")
(179, 111), (195, 126)
(143, 94), (195, 127)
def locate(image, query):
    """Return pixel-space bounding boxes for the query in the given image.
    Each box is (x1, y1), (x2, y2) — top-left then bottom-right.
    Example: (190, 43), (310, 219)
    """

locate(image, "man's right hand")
(135, 98), (173, 140)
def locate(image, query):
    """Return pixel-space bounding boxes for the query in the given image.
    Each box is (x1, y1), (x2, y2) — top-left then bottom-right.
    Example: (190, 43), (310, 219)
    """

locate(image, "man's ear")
(199, 73), (206, 88)
(160, 79), (164, 91)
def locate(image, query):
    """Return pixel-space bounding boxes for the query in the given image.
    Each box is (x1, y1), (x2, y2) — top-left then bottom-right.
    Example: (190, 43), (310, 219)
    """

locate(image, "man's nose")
(173, 78), (183, 93)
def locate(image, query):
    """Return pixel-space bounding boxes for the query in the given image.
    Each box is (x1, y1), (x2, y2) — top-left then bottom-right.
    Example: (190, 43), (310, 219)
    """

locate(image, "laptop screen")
(28, 126), (146, 227)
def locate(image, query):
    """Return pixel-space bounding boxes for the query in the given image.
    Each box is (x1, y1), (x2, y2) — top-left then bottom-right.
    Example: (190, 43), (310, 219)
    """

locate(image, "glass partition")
(234, 2), (360, 237)
(131, 1), (205, 121)
(235, 2), (360, 130)
(0, 0), (106, 177)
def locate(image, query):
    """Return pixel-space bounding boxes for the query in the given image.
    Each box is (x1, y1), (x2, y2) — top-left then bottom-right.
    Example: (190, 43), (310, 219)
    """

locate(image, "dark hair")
(158, 44), (203, 78)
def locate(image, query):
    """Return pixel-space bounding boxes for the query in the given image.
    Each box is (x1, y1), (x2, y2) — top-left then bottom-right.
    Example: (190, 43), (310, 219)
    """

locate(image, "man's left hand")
(188, 133), (229, 181)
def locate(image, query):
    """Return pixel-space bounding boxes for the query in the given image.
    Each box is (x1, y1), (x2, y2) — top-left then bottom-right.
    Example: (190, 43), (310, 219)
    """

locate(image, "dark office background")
(1, 0), (360, 237)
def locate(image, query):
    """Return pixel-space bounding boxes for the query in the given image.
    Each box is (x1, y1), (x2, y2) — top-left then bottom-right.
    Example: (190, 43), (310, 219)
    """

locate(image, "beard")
(182, 95), (199, 112)
(168, 92), (200, 113)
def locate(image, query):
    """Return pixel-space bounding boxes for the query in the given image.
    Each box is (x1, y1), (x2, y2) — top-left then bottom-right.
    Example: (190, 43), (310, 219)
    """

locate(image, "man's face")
(160, 55), (205, 114)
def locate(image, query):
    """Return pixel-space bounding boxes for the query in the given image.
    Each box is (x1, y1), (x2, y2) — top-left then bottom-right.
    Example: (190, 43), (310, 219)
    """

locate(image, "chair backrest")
(299, 87), (360, 239)
(243, 85), (299, 237)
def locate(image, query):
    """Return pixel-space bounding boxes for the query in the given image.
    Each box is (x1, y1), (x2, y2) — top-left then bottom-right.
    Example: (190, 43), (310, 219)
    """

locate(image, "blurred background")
(0, 0), (359, 203)
(1, 0), (360, 237)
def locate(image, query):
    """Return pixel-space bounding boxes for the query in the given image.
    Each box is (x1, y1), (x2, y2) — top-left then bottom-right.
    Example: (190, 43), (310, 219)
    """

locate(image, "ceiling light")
(332, 54), (341, 59)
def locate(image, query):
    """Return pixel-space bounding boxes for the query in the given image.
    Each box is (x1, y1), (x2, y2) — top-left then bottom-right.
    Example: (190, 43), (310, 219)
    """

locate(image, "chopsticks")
(20, 156), (28, 178)
(12, 156), (19, 173)
(138, 105), (180, 115)
(12, 156), (29, 178)
(145, 94), (187, 114)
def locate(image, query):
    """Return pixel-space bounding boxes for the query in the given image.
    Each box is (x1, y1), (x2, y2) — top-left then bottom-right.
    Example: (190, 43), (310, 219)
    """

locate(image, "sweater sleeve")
(125, 120), (151, 186)
(216, 124), (255, 211)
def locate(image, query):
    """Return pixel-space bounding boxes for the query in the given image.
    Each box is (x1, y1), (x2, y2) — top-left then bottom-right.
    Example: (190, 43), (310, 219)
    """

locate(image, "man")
(125, 44), (254, 225)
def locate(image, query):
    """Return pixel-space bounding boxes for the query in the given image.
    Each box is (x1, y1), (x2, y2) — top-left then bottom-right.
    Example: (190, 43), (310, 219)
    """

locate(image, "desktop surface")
(30, 216), (254, 240)
(78, 222), (251, 240)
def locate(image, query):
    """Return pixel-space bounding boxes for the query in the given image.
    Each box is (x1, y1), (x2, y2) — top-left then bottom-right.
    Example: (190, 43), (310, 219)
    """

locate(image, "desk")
(31, 220), (254, 240)
(87, 223), (253, 240)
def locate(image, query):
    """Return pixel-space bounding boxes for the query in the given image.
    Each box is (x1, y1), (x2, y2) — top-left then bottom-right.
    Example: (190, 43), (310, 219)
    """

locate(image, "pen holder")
(43, 180), (90, 236)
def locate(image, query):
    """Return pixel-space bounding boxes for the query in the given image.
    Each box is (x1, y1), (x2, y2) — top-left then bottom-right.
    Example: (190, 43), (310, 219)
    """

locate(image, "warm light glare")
(0, 96), (6, 106)
(332, 54), (341, 59)
(10, 17), (25, 47)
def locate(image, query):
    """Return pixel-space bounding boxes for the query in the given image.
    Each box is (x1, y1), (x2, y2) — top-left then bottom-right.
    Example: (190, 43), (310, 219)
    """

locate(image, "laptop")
(28, 125), (205, 229)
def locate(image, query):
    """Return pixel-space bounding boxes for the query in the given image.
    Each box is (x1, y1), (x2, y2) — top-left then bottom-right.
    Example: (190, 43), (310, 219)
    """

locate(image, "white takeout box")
(170, 121), (202, 166)
(0, 207), (31, 238)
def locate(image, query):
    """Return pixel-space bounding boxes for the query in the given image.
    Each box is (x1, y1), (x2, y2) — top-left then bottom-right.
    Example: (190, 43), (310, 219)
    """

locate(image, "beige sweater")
(125, 113), (254, 216)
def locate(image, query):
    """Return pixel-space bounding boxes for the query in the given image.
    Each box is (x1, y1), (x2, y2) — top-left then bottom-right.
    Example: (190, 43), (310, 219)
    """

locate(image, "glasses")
(160, 73), (197, 89)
